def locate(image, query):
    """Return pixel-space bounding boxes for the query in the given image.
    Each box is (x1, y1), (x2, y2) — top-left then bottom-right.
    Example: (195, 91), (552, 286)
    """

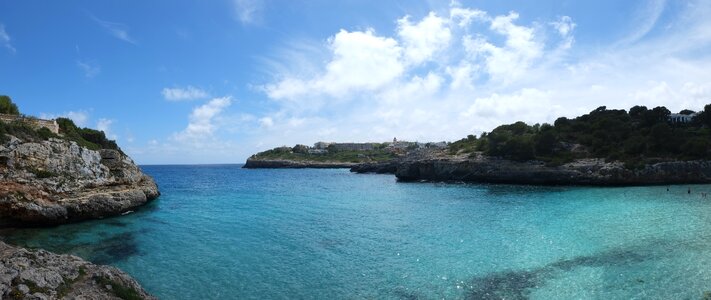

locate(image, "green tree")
(292, 144), (309, 154)
(629, 105), (648, 119)
(535, 124), (557, 156)
(0, 95), (20, 115)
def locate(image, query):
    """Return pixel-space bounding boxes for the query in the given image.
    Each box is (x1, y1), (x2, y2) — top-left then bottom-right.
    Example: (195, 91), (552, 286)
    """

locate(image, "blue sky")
(1, 0), (710, 164)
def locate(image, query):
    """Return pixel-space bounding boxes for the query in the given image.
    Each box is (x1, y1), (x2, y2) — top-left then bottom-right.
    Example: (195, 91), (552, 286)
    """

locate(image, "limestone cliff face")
(394, 157), (711, 185)
(0, 136), (160, 226)
(0, 241), (155, 300)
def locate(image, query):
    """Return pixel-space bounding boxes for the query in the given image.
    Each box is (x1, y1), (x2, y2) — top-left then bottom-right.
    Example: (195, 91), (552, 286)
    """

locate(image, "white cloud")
(449, 5), (488, 27)
(550, 16), (576, 49)
(465, 12), (543, 82)
(77, 60), (101, 78)
(258, 117), (273, 128)
(96, 118), (117, 140)
(232, 0), (263, 24)
(265, 29), (404, 100)
(90, 15), (136, 44)
(397, 12), (452, 65)
(173, 97), (232, 142)
(0, 24), (16, 53)
(40, 111), (90, 127)
(162, 86), (209, 101)
(618, 0), (666, 45)
(462, 88), (562, 126)
(550, 16), (576, 37)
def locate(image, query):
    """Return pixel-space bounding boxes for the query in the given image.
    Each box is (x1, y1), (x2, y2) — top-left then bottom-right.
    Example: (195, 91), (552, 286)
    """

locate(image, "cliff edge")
(1, 241), (155, 300)
(0, 136), (160, 227)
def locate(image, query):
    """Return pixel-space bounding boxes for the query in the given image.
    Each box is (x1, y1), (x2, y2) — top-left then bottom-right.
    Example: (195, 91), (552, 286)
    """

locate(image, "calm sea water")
(3, 165), (711, 299)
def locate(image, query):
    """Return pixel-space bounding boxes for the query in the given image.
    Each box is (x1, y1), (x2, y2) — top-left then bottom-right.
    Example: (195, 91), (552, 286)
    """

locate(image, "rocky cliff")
(0, 241), (154, 300)
(0, 136), (160, 227)
(394, 156), (711, 185)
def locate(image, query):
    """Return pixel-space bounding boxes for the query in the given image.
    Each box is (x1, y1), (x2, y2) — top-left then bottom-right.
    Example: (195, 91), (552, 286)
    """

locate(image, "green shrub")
(56, 117), (121, 152)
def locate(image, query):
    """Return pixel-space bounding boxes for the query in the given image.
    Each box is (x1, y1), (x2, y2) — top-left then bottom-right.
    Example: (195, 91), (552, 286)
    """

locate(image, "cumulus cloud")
(173, 97), (232, 142)
(162, 86), (209, 101)
(251, 5), (581, 151)
(397, 12), (452, 65)
(0, 24), (16, 53)
(265, 29), (404, 100)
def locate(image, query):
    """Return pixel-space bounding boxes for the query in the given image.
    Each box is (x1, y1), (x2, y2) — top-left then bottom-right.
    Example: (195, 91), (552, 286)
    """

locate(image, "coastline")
(246, 156), (711, 186)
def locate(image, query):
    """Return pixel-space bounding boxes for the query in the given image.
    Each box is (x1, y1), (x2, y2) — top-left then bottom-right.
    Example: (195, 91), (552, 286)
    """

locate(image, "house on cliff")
(668, 113), (697, 124)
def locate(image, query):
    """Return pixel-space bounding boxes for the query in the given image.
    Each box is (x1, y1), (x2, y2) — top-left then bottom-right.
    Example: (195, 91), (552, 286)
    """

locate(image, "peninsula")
(246, 104), (711, 185)
(0, 96), (157, 299)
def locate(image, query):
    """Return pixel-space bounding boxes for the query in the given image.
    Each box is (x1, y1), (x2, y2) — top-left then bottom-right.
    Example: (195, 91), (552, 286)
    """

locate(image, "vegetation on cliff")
(0, 95), (120, 152)
(251, 143), (396, 164)
(449, 104), (711, 166)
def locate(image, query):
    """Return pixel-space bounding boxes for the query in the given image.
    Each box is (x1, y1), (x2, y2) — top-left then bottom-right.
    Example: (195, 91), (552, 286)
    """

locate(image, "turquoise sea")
(3, 165), (711, 299)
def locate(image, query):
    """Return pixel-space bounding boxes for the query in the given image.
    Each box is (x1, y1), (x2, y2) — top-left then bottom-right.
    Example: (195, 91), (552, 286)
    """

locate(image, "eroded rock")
(0, 241), (155, 300)
(0, 137), (160, 227)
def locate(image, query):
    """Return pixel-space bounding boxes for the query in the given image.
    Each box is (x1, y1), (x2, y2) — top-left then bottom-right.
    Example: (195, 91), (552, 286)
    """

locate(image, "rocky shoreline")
(0, 137), (160, 227)
(243, 158), (358, 169)
(393, 157), (711, 185)
(0, 135), (159, 299)
(1, 241), (155, 300)
(248, 153), (711, 186)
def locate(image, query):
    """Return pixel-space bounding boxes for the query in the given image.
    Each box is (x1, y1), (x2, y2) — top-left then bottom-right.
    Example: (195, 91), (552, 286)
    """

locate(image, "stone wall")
(0, 114), (60, 134)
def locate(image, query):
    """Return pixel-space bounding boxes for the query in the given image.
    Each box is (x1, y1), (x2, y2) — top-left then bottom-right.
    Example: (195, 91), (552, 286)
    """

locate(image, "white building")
(668, 113), (698, 123)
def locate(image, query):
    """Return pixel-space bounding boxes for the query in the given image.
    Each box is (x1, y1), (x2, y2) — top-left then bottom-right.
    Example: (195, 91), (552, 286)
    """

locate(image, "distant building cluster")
(0, 114), (59, 134)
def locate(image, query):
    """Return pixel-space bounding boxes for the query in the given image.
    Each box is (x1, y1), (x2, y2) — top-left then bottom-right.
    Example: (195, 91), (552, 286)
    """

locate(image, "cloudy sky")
(1, 0), (711, 164)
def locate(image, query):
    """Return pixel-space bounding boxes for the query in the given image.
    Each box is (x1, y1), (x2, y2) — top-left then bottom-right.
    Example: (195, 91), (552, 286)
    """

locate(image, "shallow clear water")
(3, 165), (711, 299)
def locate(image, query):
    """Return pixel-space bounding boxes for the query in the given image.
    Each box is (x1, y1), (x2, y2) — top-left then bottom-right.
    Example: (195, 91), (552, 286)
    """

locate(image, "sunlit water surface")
(3, 165), (711, 299)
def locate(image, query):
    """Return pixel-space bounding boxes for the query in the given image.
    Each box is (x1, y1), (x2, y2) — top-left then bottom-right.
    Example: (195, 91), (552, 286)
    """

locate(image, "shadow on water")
(463, 248), (654, 300)
(1, 227), (150, 265)
(83, 231), (142, 264)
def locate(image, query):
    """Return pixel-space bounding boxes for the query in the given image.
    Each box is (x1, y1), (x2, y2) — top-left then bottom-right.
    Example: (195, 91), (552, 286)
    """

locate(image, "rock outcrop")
(349, 161), (398, 174)
(0, 136), (160, 227)
(0, 241), (155, 300)
(394, 156), (711, 185)
(243, 158), (358, 169)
